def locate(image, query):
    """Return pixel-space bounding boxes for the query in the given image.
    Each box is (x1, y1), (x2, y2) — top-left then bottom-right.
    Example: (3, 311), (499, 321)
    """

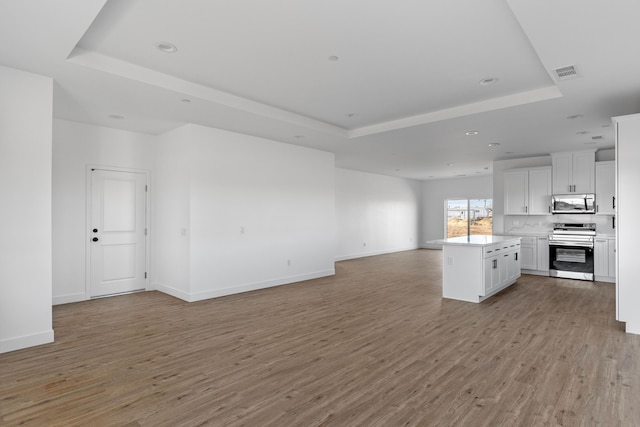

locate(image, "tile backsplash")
(503, 214), (615, 236)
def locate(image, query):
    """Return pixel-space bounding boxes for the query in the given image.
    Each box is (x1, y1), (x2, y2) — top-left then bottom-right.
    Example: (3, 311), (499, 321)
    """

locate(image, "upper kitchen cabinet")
(595, 161), (615, 215)
(504, 166), (552, 215)
(551, 150), (595, 194)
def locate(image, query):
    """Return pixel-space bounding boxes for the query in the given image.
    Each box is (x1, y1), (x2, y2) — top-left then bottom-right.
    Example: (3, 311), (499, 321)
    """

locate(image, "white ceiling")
(2, 0), (639, 180)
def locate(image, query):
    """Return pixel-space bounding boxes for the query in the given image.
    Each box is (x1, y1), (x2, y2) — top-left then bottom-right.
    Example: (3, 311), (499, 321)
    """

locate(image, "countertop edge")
(440, 235), (521, 247)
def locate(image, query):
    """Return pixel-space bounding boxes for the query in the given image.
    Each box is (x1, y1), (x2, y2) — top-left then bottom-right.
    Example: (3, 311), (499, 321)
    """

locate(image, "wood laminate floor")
(2, 249), (639, 426)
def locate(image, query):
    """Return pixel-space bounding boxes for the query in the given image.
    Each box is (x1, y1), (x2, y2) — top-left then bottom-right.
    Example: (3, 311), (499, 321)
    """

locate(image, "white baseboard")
(53, 292), (87, 305)
(153, 282), (191, 301)
(420, 244), (443, 250)
(154, 269), (336, 303)
(625, 321), (640, 335)
(335, 246), (419, 262)
(521, 269), (550, 276)
(0, 329), (54, 354)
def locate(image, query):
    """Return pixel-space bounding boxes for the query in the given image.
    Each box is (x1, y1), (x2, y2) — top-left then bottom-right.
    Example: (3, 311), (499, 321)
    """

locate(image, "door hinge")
(145, 272), (147, 279)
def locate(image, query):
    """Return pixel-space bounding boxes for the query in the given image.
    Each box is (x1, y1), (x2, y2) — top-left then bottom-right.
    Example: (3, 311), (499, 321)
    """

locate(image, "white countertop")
(440, 235), (521, 247)
(505, 232), (550, 237)
(505, 232), (615, 238)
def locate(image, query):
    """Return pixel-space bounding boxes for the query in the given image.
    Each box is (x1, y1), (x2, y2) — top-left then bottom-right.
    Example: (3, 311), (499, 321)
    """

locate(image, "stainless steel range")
(549, 223), (596, 281)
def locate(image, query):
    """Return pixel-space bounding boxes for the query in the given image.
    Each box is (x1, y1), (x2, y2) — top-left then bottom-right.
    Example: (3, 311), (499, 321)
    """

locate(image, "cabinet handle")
(548, 205), (551, 213)
(514, 252), (518, 261)
(613, 196), (616, 209)
(525, 206), (528, 213)
(493, 259), (497, 269)
(596, 205), (599, 213)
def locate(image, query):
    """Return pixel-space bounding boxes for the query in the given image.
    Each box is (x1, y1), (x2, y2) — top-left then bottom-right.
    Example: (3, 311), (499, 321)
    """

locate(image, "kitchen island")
(441, 235), (521, 303)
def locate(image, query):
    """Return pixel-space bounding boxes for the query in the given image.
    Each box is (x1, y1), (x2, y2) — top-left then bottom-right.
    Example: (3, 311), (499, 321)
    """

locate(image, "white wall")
(614, 114), (640, 334)
(52, 119), (154, 304)
(153, 124), (336, 301)
(0, 66), (54, 353)
(335, 168), (421, 260)
(421, 175), (493, 247)
(152, 126), (192, 299)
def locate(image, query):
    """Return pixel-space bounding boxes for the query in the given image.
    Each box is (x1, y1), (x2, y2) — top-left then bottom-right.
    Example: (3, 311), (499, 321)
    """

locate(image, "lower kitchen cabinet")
(594, 236), (615, 283)
(483, 242), (521, 297)
(516, 234), (550, 275)
(537, 236), (549, 271)
(520, 237), (536, 270)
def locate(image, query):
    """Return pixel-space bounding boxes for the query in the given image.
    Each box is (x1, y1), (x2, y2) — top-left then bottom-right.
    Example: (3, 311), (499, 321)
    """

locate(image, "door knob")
(92, 237), (99, 242)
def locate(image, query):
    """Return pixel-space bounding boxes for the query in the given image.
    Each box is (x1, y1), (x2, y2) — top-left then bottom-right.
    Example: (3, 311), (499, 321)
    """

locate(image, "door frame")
(85, 165), (150, 300)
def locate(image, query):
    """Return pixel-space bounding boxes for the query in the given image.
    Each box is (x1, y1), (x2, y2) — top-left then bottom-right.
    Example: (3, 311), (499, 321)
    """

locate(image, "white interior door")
(90, 169), (147, 297)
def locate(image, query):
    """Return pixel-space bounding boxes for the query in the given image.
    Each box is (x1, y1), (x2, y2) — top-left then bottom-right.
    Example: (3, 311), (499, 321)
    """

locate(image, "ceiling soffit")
(68, 0), (561, 138)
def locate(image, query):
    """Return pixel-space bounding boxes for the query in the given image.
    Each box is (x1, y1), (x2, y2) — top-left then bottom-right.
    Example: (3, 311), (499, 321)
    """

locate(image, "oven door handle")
(549, 241), (594, 248)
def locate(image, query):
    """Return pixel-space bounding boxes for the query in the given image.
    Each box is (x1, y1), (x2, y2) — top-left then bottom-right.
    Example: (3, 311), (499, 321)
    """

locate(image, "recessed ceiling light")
(576, 130), (590, 135)
(465, 131), (479, 136)
(505, 151), (514, 154)
(346, 113), (358, 118)
(488, 143), (500, 147)
(395, 169), (400, 171)
(602, 124), (611, 128)
(484, 167), (489, 170)
(567, 114), (584, 120)
(447, 163), (453, 166)
(156, 42), (177, 53)
(328, 55), (339, 61)
(479, 77), (499, 86)
(294, 135), (304, 139)
(592, 135), (604, 140)
(108, 114), (125, 120)
(181, 98), (191, 103)
(456, 174), (467, 177)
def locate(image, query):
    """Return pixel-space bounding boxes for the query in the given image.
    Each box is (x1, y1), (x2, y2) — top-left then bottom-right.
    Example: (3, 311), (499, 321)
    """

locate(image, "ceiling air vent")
(553, 65), (579, 81)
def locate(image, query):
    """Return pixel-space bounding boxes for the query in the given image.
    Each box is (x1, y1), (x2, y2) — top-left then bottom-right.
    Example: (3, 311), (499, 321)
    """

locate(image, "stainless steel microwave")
(551, 194), (596, 214)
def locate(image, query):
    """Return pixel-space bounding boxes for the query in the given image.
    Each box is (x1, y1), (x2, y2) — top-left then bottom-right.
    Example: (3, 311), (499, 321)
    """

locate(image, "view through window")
(446, 199), (493, 238)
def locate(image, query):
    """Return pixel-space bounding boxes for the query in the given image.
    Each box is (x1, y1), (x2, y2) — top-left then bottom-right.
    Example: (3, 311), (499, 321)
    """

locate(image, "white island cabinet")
(442, 236), (521, 303)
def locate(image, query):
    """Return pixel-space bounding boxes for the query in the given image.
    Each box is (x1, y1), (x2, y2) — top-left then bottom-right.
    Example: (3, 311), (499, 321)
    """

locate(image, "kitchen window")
(446, 199), (493, 238)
